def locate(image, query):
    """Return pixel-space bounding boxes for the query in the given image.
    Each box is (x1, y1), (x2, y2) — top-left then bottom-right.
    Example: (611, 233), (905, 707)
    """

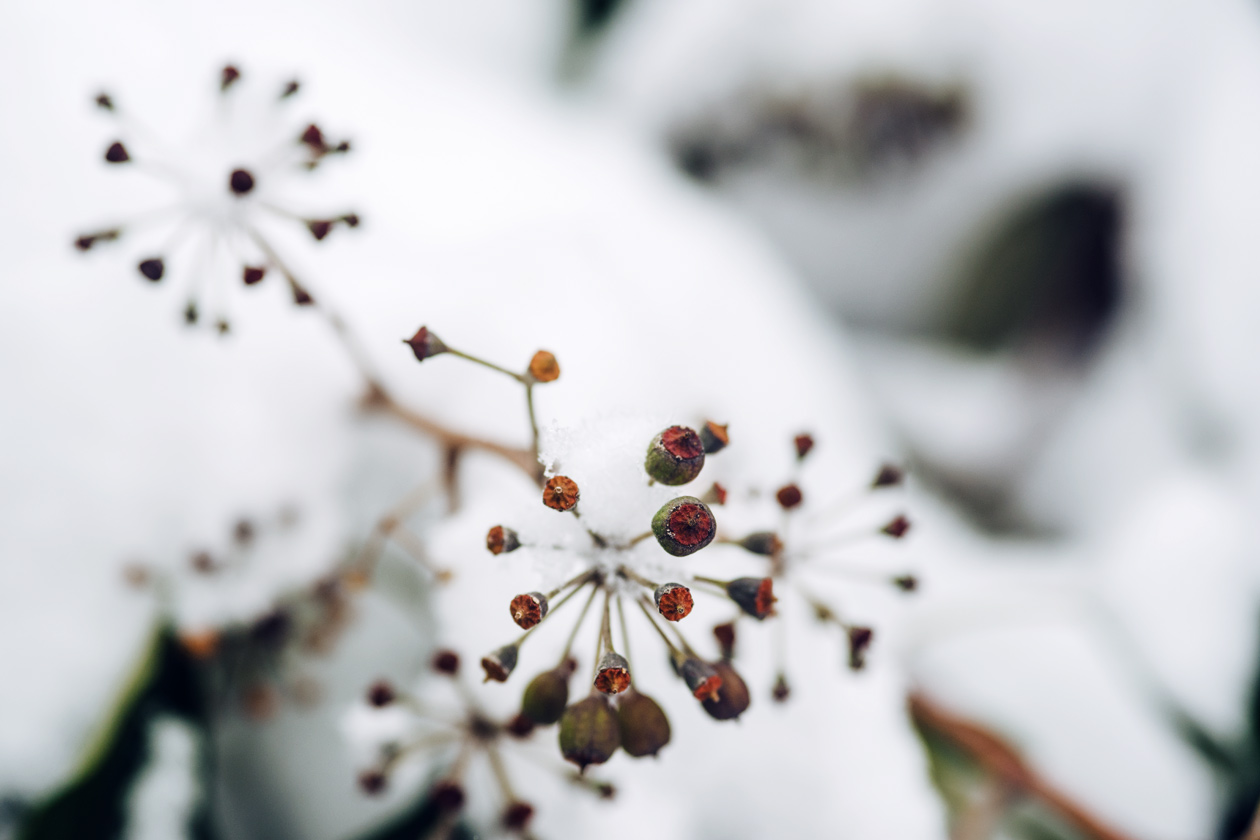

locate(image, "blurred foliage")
(947, 184), (1123, 360)
(17, 625), (216, 840)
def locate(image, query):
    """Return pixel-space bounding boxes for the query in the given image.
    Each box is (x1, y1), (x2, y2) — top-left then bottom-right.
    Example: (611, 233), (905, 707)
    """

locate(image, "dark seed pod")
(431, 780), (465, 813)
(280, 80), (301, 99)
(505, 713), (536, 738)
(486, 525), (520, 555)
(894, 574), (918, 592)
(366, 680), (395, 707)
(522, 661), (573, 725)
(432, 649), (460, 676)
(510, 591), (548, 629)
(699, 421), (729, 454)
(794, 433), (815, 460)
(702, 482), (728, 505)
(357, 769), (387, 796)
(593, 652), (631, 695)
(776, 484), (804, 510)
(882, 515), (911, 538)
(678, 657), (723, 702)
(95, 92), (114, 111)
(137, 258), (164, 282)
(542, 476), (579, 512)
(645, 426), (706, 485)
(243, 266), (266, 285)
(701, 660), (750, 721)
(307, 219), (332, 241)
(651, 497), (716, 557)
(617, 690), (671, 757)
(228, 168), (255, 196)
(559, 693), (621, 770)
(220, 65), (241, 92)
(713, 622), (736, 660)
(502, 801), (534, 831)
(341, 213), (360, 227)
(737, 531), (782, 556)
(653, 583), (694, 621)
(872, 463), (905, 488)
(481, 643), (519, 682)
(104, 141), (130, 163)
(403, 326), (449, 362)
(848, 627), (874, 670)
(772, 674), (791, 703)
(726, 577), (776, 620)
(528, 350), (560, 382)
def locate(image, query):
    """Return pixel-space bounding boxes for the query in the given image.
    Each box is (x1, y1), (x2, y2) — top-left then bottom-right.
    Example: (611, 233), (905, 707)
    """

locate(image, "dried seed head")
(486, 525), (521, 555)
(290, 282), (314, 305)
(95, 92), (114, 111)
(737, 531), (783, 556)
(594, 652), (631, 695)
(220, 65), (241, 92)
(527, 350), (560, 383)
(772, 674), (791, 703)
(506, 713), (536, 739)
(243, 266), (266, 285)
(481, 643), (519, 682)
(701, 660), (750, 721)
(616, 690), (671, 757)
(431, 649), (460, 676)
(651, 496), (717, 557)
(104, 141), (130, 164)
(702, 482), (728, 505)
(542, 476), (579, 511)
(872, 463), (905, 488)
(300, 124), (325, 150)
(431, 780), (465, 813)
(307, 219), (332, 241)
(280, 80), (301, 99)
(357, 769), (387, 796)
(403, 326), (449, 362)
(653, 583), (694, 621)
(137, 258), (164, 282)
(558, 693), (621, 770)
(699, 421), (730, 454)
(882, 515), (911, 538)
(894, 574), (918, 592)
(645, 426), (706, 485)
(228, 168), (255, 196)
(848, 626), (874, 670)
(366, 680), (396, 708)
(522, 663), (572, 725)
(726, 577), (776, 620)
(679, 657), (723, 702)
(502, 801), (535, 831)
(713, 622), (736, 660)
(510, 592), (549, 630)
(776, 484), (804, 510)
(794, 433), (815, 460)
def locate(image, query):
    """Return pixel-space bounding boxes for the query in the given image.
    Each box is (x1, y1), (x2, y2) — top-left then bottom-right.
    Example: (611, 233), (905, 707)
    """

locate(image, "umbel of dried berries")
(645, 425), (706, 485)
(559, 693), (621, 770)
(651, 496), (717, 557)
(616, 690), (671, 757)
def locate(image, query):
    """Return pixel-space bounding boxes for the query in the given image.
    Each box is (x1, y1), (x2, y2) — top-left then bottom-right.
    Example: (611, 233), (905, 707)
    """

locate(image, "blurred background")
(5, 1), (1260, 839)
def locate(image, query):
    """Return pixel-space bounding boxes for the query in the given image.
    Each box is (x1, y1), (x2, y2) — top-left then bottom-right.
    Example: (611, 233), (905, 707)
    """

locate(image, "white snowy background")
(3, 1), (1260, 840)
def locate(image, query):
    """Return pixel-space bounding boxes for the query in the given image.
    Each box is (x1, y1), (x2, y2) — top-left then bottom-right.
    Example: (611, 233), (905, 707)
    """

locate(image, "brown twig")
(908, 692), (1140, 840)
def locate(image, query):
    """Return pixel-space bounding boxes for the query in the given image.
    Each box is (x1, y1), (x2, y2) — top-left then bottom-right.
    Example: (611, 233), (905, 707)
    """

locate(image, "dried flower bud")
(617, 690), (671, 757)
(341, 212), (360, 227)
(366, 680), (396, 707)
(137, 258), (164, 282)
(228, 168), (255, 196)
(486, 525), (520, 555)
(431, 780), (465, 813)
(357, 769), (387, 796)
(510, 592), (549, 629)
(290, 283), (314, 306)
(653, 583), (694, 621)
(220, 64), (241, 92)
(699, 421), (729, 454)
(502, 801), (535, 831)
(243, 266), (266, 285)
(651, 497), (716, 557)
(307, 219), (332, 241)
(481, 644), (519, 682)
(527, 350), (560, 383)
(872, 463), (904, 488)
(737, 531), (782, 556)
(726, 577), (776, 620)
(522, 662), (573, 725)
(772, 674), (791, 703)
(559, 693), (621, 770)
(882, 515), (911, 538)
(776, 484), (804, 510)
(542, 476), (579, 511)
(702, 482), (728, 505)
(713, 622), (736, 660)
(432, 649), (460, 676)
(678, 657), (723, 702)
(645, 426), (706, 486)
(701, 660), (750, 721)
(848, 626), (874, 670)
(104, 141), (130, 164)
(594, 652), (631, 695)
(894, 574), (918, 592)
(506, 713), (536, 738)
(404, 326), (449, 362)
(794, 433), (815, 460)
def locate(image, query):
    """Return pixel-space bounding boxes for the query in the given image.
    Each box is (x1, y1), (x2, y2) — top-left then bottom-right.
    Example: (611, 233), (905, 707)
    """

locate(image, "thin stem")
(545, 569), (596, 601)
(627, 530), (654, 548)
(617, 595), (632, 669)
(484, 743), (518, 803)
(525, 382), (540, 460)
(617, 566), (658, 591)
(560, 584), (601, 662)
(446, 348), (526, 383)
(692, 574), (729, 589)
(635, 596), (681, 657)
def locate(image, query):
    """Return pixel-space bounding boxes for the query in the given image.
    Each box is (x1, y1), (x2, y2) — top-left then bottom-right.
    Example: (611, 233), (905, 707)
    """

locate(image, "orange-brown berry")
(653, 583), (694, 621)
(699, 421), (730, 454)
(713, 622), (736, 660)
(794, 433), (815, 460)
(481, 644), (519, 682)
(703, 482), (728, 505)
(776, 484), (804, 509)
(678, 657), (723, 702)
(542, 476), (579, 511)
(727, 577), (776, 620)
(527, 350), (560, 382)
(651, 497), (717, 557)
(593, 652), (631, 695)
(645, 426), (706, 485)
(510, 592), (549, 629)
(486, 525), (520, 555)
